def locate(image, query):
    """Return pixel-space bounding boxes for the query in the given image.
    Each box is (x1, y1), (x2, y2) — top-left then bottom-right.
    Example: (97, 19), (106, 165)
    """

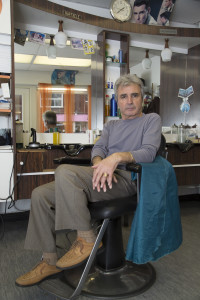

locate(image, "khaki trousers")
(24, 164), (136, 253)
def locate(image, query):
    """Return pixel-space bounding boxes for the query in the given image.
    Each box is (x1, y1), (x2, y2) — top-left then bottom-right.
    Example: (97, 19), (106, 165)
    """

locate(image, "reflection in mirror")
(129, 46), (161, 102)
(14, 37), (91, 134)
(37, 84), (91, 133)
(129, 46), (161, 114)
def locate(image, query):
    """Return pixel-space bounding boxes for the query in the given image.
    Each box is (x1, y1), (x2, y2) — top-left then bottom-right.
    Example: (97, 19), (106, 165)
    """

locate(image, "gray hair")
(114, 74), (144, 101)
(42, 110), (57, 125)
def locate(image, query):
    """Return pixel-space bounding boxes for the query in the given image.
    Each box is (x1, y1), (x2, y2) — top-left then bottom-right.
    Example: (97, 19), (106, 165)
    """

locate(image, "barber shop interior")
(0, 0), (200, 299)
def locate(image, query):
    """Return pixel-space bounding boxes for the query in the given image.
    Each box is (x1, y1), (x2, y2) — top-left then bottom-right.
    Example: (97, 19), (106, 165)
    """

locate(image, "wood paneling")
(17, 174), (55, 199)
(167, 144), (200, 186)
(16, 147), (92, 199)
(17, 150), (45, 173)
(167, 144), (200, 164)
(172, 167), (200, 186)
(14, 0), (200, 37)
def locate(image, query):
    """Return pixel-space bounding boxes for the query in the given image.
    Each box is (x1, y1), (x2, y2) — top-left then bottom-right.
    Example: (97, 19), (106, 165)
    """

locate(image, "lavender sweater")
(91, 113), (162, 169)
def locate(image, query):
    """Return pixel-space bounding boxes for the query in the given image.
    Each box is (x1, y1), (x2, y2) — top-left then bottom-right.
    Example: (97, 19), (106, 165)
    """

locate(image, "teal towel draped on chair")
(126, 156), (183, 264)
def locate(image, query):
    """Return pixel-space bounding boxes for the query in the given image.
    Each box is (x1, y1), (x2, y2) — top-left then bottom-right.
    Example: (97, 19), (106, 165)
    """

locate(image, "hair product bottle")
(53, 128), (60, 145)
(105, 94), (110, 117)
(110, 94), (117, 117)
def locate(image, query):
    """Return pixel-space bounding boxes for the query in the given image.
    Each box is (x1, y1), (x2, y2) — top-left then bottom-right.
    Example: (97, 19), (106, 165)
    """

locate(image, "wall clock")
(110, 0), (132, 23)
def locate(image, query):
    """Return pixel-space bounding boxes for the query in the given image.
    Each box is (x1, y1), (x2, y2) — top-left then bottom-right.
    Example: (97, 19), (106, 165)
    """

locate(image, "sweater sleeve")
(131, 114), (162, 163)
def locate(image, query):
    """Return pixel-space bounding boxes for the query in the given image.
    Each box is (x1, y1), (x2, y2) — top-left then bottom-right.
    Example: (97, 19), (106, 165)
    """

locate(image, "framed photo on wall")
(51, 70), (78, 85)
(130, 0), (176, 26)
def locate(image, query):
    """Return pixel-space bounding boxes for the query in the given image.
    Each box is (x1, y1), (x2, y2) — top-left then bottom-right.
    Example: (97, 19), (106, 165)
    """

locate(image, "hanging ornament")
(180, 97), (190, 113)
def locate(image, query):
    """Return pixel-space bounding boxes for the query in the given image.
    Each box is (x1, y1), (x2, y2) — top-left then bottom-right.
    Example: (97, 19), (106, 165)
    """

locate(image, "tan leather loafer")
(15, 261), (62, 287)
(56, 237), (102, 270)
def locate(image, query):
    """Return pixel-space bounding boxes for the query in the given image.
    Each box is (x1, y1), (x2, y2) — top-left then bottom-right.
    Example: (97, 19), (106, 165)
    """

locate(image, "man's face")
(117, 83), (143, 120)
(133, 4), (149, 24)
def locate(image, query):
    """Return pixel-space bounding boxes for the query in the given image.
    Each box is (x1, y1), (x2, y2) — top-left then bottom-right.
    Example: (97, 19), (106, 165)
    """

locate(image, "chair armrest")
(54, 157), (142, 170)
(54, 156), (91, 165)
(66, 144), (93, 157)
(126, 163), (142, 173)
(53, 144), (93, 165)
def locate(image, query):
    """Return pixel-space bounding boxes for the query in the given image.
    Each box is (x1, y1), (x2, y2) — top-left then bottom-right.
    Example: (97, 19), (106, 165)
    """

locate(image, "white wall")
(130, 55), (160, 95)
(15, 70), (91, 86)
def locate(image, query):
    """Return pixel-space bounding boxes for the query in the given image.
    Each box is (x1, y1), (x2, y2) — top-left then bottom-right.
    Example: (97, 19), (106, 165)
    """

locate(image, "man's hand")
(92, 154), (118, 192)
(92, 152), (134, 192)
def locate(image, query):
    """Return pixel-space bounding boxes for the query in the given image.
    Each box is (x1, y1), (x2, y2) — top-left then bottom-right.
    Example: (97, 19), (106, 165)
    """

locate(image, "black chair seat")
(89, 196), (137, 220)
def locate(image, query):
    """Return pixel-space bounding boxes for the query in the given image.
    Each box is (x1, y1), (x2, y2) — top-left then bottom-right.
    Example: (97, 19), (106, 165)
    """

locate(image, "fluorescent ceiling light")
(34, 56), (91, 67)
(15, 54), (34, 63)
(38, 87), (88, 92)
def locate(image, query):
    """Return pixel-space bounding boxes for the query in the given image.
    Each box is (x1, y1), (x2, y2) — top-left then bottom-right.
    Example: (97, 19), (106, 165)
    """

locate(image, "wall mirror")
(14, 1), (200, 135)
(14, 2), (92, 134)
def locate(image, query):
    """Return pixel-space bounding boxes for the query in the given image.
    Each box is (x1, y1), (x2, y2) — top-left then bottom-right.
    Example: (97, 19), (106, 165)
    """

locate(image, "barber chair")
(40, 137), (166, 300)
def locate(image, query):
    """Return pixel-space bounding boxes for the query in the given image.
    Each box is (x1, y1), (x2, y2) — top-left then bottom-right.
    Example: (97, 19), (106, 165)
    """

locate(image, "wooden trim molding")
(14, 0), (200, 38)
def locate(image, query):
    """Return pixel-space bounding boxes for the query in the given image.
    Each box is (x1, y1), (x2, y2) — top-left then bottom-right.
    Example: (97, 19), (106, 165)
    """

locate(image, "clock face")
(110, 0), (132, 22)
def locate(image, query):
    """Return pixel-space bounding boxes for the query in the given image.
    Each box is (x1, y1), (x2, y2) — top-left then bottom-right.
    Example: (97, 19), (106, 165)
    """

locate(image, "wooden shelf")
(106, 62), (126, 67)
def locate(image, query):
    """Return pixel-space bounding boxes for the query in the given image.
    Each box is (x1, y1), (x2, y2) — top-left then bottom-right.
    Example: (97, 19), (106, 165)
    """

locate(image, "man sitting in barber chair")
(16, 74), (161, 287)
(43, 110), (57, 133)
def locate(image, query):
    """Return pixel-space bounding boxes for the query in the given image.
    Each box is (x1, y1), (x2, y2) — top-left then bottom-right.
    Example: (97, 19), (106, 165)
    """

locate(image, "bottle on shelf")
(53, 127), (60, 145)
(105, 94), (110, 117)
(110, 94), (118, 117)
(118, 49), (123, 63)
(107, 78), (111, 89)
(118, 107), (121, 119)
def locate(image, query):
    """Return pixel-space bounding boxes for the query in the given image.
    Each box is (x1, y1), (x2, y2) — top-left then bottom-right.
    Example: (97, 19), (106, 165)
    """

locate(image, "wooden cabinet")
(167, 143), (200, 186)
(16, 147), (92, 200)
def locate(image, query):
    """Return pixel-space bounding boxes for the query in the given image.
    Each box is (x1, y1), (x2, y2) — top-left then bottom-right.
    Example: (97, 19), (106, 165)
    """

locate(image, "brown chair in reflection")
(143, 96), (160, 115)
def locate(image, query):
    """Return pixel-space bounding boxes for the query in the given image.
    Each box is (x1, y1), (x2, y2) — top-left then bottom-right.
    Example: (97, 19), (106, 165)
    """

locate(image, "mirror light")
(142, 50), (152, 70)
(38, 87), (88, 92)
(55, 20), (67, 48)
(14, 54), (34, 64)
(161, 39), (172, 62)
(33, 56), (91, 67)
(47, 35), (56, 59)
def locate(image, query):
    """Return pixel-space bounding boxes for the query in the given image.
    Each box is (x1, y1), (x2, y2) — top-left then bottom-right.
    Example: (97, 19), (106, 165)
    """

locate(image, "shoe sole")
(56, 245), (104, 271)
(15, 271), (63, 288)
